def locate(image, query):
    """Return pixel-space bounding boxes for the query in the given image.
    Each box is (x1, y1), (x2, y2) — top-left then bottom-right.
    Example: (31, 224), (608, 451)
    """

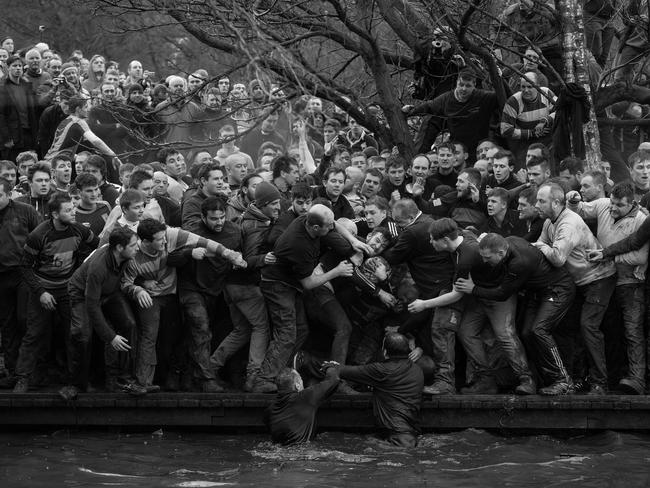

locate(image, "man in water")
(264, 366), (340, 446)
(324, 332), (424, 447)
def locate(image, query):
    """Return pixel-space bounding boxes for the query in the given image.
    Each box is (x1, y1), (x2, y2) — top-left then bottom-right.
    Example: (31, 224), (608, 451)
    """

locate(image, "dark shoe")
(12, 378), (29, 393)
(145, 384), (161, 394)
(423, 381), (456, 395)
(514, 376), (536, 396)
(122, 382), (147, 396)
(243, 374), (256, 393)
(58, 385), (79, 401)
(618, 378), (644, 395)
(202, 380), (224, 393)
(461, 376), (497, 395)
(569, 378), (589, 394)
(336, 380), (360, 395)
(251, 379), (277, 394)
(0, 375), (17, 389)
(586, 384), (607, 396)
(105, 377), (126, 393)
(539, 380), (571, 396)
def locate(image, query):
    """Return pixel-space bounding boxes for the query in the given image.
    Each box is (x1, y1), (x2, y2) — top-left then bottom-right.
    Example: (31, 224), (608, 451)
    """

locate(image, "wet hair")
(383, 332), (411, 356)
(479, 233), (509, 253)
(610, 181), (635, 201)
(137, 218), (167, 241)
(74, 172), (99, 190)
(429, 217), (459, 240)
(51, 151), (73, 167)
(241, 172), (263, 190)
(201, 195), (227, 216)
(28, 162), (51, 181)
(109, 226), (136, 250)
(128, 169), (153, 190)
(47, 191), (72, 215)
(436, 142), (455, 154)
(527, 142), (551, 161)
(275, 367), (301, 392)
(119, 188), (145, 210)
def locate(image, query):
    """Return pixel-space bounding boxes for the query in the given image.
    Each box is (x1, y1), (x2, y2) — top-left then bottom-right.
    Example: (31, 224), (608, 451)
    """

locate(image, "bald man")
(252, 204), (354, 393)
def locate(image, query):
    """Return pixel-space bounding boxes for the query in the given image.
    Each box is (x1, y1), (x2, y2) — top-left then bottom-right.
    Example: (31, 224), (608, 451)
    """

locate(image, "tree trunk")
(556, 0), (602, 169)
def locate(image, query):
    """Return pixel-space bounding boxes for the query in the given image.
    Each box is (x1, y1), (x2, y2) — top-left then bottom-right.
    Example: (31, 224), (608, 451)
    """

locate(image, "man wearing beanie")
(211, 181), (280, 391)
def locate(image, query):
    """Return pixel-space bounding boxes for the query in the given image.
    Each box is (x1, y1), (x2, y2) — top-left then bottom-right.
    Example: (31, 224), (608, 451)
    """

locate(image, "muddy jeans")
(458, 295), (531, 379)
(210, 284), (270, 378)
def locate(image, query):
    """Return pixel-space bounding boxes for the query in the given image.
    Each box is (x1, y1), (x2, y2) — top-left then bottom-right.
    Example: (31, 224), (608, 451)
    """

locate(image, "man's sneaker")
(423, 381), (456, 395)
(336, 380), (360, 395)
(618, 378), (644, 395)
(514, 376), (536, 395)
(461, 376), (497, 395)
(12, 378), (29, 393)
(145, 384), (161, 394)
(251, 379), (277, 394)
(202, 380), (224, 393)
(122, 382), (147, 396)
(539, 380), (571, 396)
(58, 385), (79, 401)
(586, 384), (607, 396)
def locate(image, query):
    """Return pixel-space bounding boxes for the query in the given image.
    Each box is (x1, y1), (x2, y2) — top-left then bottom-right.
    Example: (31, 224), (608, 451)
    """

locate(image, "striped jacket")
(500, 88), (557, 140)
(121, 227), (213, 298)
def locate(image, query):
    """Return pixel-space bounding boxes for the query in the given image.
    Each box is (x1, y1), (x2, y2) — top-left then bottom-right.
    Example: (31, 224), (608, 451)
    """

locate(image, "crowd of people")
(2, 1), (650, 446)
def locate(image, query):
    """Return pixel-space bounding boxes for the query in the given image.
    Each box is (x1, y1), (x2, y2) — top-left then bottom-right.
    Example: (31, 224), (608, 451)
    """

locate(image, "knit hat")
(60, 62), (77, 75)
(254, 181), (281, 207)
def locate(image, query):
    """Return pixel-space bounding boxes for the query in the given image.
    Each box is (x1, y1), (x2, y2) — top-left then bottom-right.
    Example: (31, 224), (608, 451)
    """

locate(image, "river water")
(1, 429), (648, 487)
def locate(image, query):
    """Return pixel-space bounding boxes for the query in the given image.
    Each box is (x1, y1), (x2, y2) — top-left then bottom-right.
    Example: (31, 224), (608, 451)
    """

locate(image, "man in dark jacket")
(64, 227), (139, 398)
(325, 332), (424, 447)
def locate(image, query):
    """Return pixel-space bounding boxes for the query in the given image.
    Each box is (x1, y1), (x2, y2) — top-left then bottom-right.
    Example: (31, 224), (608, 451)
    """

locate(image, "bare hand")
(402, 105), (414, 114)
(587, 249), (604, 262)
(533, 122), (547, 138)
(225, 250), (247, 268)
(516, 168), (528, 184)
(469, 183), (480, 203)
(110, 335), (131, 352)
(408, 347), (423, 362)
(351, 239), (373, 256)
(136, 289), (153, 309)
(408, 298), (429, 314)
(264, 252), (277, 264)
(335, 260), (354, 278)
(3, 140), (14, 148)
(192, 248), (207, 260)
(294, 118), (307, 138)
(454, 276), (475, 294)
(39, 292), (57, 311)
(391, 189), (401, 203)
(142, 280), (157, 291)
(378, 290), (397, 308)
